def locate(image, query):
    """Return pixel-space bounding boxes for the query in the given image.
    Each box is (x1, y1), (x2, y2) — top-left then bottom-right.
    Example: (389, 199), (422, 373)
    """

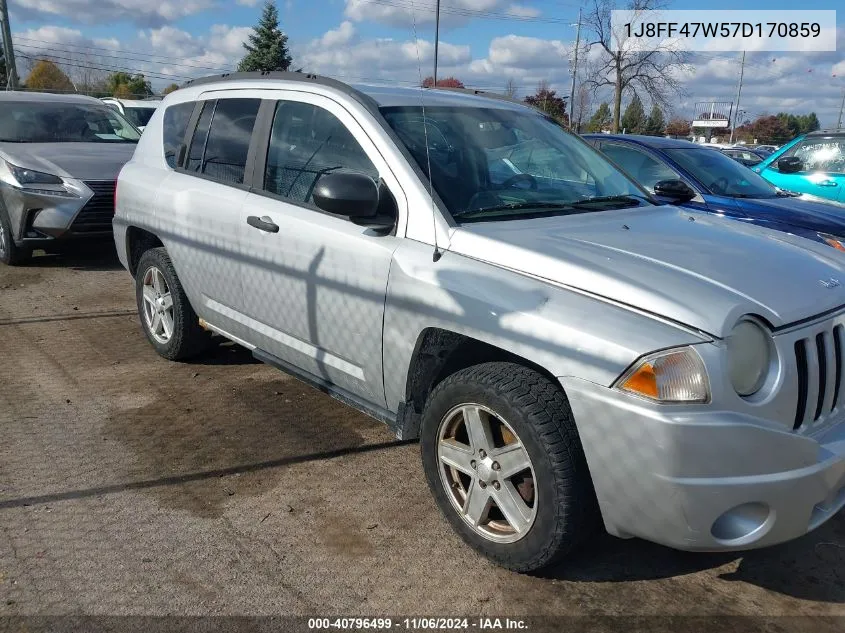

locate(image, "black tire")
(0, 205), (31, 266)
(420, 362), (600, 572)
(135, 247), (211, 360)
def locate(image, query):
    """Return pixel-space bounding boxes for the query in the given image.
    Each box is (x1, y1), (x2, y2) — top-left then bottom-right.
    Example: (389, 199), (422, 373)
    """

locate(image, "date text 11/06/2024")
(307, 617), (529, 630)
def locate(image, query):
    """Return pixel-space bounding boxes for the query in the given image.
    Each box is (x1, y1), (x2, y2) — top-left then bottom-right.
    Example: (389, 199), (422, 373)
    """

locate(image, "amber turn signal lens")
(620, 362), (658, 399)
(824, 237), (845, 251)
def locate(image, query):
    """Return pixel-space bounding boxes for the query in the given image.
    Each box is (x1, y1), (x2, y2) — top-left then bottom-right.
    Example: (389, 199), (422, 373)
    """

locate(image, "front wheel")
(420, 362), (599, 572)
(135, 247), (211, 360)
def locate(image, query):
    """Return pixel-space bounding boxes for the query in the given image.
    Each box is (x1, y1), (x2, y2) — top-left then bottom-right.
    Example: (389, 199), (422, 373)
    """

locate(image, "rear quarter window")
(162, 102), (196, 169)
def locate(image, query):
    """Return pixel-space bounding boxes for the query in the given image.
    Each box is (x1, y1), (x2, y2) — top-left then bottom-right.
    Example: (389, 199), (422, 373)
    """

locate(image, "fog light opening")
(710, 502), (774, 545)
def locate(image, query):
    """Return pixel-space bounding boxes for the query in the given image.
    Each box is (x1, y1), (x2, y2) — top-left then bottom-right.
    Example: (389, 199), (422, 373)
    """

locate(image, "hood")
(0, 142), (137, 182)
(726, 194), (845, 235)
(448, 205), (845, 337)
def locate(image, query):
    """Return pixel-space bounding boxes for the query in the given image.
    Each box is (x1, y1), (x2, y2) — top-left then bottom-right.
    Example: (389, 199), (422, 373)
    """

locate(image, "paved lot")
(0, 244), (844, 624)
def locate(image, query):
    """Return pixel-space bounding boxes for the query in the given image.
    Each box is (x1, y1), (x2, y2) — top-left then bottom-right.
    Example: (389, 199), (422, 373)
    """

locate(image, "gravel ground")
(0, 244), (843, 632)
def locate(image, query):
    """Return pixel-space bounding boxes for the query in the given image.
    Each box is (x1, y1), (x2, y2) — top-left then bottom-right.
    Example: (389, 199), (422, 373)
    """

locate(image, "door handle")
(247, 215), (280, 233)
(818, 180), (839, 187)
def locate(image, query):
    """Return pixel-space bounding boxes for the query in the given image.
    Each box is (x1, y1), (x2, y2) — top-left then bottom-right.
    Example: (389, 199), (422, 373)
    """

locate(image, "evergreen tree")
(238, 1), (292, 73)
(620, 94), (646, 134)
(0, 51), (7, 88)
(587, 102), (612, 132)
(643, 105), (665, 136)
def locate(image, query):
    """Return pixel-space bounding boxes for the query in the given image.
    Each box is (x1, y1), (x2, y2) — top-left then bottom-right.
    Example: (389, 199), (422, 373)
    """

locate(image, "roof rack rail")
(429, 86), (526, 108)
(180, 71), (381, 113)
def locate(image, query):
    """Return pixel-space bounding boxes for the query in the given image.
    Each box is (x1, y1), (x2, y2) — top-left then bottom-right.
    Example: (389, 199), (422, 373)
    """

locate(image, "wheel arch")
(125, 226), (164, 277)
(397, 327), (561, 440)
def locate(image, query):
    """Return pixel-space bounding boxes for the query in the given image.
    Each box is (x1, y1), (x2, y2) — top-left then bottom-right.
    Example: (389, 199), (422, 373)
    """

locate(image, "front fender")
(382, 239), (710, 411)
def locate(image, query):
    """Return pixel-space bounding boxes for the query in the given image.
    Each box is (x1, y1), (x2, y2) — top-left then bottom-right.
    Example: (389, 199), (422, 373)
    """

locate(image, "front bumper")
(561, 377), (845, 551)
(0, 180), (113, 243)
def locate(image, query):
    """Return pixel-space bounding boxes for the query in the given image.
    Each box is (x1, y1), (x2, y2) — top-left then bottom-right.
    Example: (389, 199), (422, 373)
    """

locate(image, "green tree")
(106, 72), (152, 97)
(587, 102), (612, 132)
(643, 105), (665, 136)
(238, 1), (292, 73)
(524, 81), (568, 125)
(620, 94), (646, 134)
(26, 60), (75, 92)
(162, 83), (180, 95)
(0, 51), (7, 88)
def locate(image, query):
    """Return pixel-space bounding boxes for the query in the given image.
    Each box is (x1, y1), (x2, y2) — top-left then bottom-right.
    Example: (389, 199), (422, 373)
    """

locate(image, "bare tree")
(504, 77), (517, 98)
(583, 0), (689, 132)
(573, 84), (592, 132)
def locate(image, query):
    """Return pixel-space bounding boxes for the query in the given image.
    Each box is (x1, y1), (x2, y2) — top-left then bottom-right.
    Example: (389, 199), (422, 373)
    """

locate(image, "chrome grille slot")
(793, 324), (845, 431)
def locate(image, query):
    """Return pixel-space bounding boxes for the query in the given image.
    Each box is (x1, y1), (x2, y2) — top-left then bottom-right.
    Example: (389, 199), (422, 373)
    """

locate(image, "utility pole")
(433, 0), (441, 86)
(838, 88), (845, 129)
(0, 0), (18, 90)
(729, 50), (746, 144)
(568, 8), (582, 131)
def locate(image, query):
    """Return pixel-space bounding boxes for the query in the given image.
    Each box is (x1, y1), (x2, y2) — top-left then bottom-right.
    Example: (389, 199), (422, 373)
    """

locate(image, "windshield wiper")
(455, 201), (572, 218)
(569, 194), (645, 209)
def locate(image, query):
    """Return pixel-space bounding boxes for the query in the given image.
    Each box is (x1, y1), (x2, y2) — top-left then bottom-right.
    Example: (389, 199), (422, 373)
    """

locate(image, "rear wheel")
(135, 247), (211, 360)
(420, 362), (599, 572)
(0, 206), (31, 266)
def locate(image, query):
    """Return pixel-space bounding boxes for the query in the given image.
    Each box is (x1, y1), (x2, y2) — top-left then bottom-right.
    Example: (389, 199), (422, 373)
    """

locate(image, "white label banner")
(610, 10), (836, 52)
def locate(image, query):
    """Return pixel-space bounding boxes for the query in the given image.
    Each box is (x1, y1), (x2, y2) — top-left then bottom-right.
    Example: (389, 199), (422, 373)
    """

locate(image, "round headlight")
(727, 319), (771, 397)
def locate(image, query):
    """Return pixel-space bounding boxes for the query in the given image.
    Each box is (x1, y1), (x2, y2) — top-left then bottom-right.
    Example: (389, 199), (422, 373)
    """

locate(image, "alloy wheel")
(436, 403), (537, 543)
(141, 266), (175, 344)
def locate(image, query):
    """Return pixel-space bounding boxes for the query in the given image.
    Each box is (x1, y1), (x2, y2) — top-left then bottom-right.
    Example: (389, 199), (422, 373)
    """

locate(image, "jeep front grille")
(70, 181), (116, 234)
(793, 324), (845, 430)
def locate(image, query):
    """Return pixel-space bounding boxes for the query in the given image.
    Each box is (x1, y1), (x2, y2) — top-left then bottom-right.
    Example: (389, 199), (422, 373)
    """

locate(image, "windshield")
(663, 147), (777, 198)
(123, 107), (157, 128)
(783, 137), (845, 173)
(381, 106), (649, 222)
(0, 102), (140, 143)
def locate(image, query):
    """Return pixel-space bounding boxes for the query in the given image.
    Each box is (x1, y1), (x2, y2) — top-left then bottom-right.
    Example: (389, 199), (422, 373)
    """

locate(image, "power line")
(15, 51), (196, 82)
(358, 0), (577, 24)
(14, 37), (237, 73)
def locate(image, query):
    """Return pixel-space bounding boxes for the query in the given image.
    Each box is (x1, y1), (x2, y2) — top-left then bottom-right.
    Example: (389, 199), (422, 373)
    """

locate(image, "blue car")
(752, 130), (845, 203)
(583, 134), (845, 250)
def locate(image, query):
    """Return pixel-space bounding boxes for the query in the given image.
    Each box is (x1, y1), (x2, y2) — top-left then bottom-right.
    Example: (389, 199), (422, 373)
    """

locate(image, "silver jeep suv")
(114, 72), (845, 572)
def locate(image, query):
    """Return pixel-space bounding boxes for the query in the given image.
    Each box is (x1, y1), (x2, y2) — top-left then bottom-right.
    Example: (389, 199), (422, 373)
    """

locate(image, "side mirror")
(313, 171), (394, 231)
(653, 179), (696, 202)
(777, 156), (803, 174)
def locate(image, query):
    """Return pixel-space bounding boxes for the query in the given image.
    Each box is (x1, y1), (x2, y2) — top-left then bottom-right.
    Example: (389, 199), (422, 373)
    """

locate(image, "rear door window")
(200, 98), (261, 185)
(162, 102), (195, 168)
(186, 100), (215, 173)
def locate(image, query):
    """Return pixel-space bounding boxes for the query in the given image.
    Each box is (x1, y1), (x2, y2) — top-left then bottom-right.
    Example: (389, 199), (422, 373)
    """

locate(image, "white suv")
(101, 97), (161, 131)
(113, 72), (845, 572)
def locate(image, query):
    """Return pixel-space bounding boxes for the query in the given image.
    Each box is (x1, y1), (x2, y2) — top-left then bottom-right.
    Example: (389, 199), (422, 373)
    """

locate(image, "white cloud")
(236, 0), (261, 5)
(343, 0), (516, 28)
(506, 4), (540, 18)
(12, 0), (214, 27)
(317, 21), (356, 48)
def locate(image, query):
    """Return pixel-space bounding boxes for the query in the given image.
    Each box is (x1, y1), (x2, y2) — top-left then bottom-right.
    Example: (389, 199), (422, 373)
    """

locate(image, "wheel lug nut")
(478, 449), (486, 459)
(470, 460), (477, 469)
(492, 481), (500, 490)
(492, 461), (500, 471)
(478, 480), (487, 489)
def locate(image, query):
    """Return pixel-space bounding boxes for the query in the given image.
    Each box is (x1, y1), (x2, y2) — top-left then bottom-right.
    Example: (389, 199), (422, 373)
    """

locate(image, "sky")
(7, 0), (845, 126)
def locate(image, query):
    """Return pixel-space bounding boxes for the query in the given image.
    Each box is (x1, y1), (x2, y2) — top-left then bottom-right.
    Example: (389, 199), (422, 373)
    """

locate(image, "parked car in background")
(750, 144), (778, 156)
(101, 97), (162, 131)
(0, 92), (139, 265)
(583, 134), (845, 249)
(116, 72), (845, 572)
(754, 130), (845, 203)
(721, 147), (766, 167)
